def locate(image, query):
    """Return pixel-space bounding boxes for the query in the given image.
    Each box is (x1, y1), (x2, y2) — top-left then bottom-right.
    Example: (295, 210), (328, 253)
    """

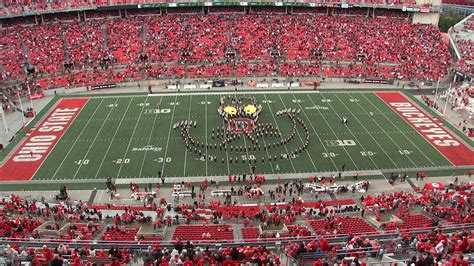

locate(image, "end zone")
(0, 98), (89, 181)
(376, 92), (474, 166)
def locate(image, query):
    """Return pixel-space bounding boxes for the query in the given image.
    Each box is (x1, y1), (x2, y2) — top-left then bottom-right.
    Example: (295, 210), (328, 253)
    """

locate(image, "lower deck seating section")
(0, 178), (472, 266)
(399, 214), (434, 231)
(214, 205), (261, 219)
(101, 226), (140, 241)
(241, 227), (260, 241)
(20, 23), (65, 75)
(308, 217), (377, 235)
(172, 224), (234, 242)
(106, 17), (143, 65)
(0, 217), (42, 239)
(0, 12), (451, 88)
(61, 223), (101, 240)
(0, 31), (26, 80)
(64, 20), (106, 69)
(451, 15), (474, 75)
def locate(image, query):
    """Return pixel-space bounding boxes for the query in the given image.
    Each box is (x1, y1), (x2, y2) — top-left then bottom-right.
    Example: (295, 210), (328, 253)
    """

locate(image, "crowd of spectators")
(0, 173), (473, 265)
(1, 0), (431, 16)
(0, 12), (451, 89)
(451, 15), (473, 76)
(362, 181), (473, 226)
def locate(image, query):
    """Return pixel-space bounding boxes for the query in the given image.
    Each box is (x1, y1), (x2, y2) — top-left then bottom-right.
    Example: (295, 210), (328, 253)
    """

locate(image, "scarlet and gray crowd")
(0, 0), (429, 17)
(451, 15), (474, 76)
(0, 176), (473, 265)
(1, 12), (450, 89)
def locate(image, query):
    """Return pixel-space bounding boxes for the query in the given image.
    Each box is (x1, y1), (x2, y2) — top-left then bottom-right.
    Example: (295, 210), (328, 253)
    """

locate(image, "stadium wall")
(412, 12), (440, 24)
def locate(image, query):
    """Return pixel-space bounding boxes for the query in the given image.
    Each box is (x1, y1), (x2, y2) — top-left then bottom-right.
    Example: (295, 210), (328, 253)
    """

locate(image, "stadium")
(0, 0), (473, 265)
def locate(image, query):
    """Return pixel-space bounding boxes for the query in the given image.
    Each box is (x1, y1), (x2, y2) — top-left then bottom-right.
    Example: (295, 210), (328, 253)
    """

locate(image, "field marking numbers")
(74, 159), (89, 165)
(318, 93), (380, 170)
(277, 94), (318, 171)
(115, 96), (150, 178)
(322, 152), (337, 158)
(333, 93), (399, 169)
(91, 98), (134, 179)
(360, 93), (438, 166)
(51, 98), (104, 180)
(290, 93), (338, 170)
(263, 94), (297, 172)
(154, 157), (172, 163)
(71, 98), (121, 180)
(360, 151), (376, 157)
(138, 96), (163, 179)
(160, 95), (179, 176)
(346, 92), (419, 168)
(305, 94), (360, 170)
(113, 158), (130, 164)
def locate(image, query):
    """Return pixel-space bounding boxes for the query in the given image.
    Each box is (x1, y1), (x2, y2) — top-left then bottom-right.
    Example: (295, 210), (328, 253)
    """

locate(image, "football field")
(21, 90), (460, 182)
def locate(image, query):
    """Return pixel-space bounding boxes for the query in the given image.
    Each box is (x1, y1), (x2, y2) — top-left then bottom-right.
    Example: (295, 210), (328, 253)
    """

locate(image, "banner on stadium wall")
(88, 84), (117, 90)
(423, 182), (445, 190)
(212, 80), (225, 87)
(28, 93), (45, 100)
(402, 6), (421, 12)
(364, 79), (388, 84)
(184, 84), (197, 89)
(140, 2), (427, 11)
(168, 84), (179, 90)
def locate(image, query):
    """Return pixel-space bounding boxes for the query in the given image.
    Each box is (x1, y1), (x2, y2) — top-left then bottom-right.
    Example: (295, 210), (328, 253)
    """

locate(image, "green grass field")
(32, 91), (453, 181)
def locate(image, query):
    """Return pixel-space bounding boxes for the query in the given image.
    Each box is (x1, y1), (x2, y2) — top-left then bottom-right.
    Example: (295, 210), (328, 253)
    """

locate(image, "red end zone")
(0, 98), (88, 181)
(376, 92), (474, 166)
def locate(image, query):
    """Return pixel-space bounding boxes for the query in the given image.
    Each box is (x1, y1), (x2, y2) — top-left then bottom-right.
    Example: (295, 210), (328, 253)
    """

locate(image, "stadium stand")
(450, 14), (473, 76)
(0, 178), (473, 265)
(1, 12), (451, 88)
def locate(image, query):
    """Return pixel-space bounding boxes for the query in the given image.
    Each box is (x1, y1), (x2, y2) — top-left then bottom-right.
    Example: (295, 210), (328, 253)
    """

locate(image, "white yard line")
(160, 95), (179, 176)
(241, 128), (254, 173)
(257, 123), (275, 175)
(276, 94), (318, 171)
(361, 93), (438, 166)
(115, 96), (150, 178)
(332, 93), (400, 169)
(221, 106), (231, 176)
(183, 95), (193, 177)
(71, 98), (121, 180)
(346, 92), (419, 168)
(204, 94), (208, 176)
(316, 93), (380, 170)
(290, 93), (338, 171)
(304, 94), (360, 171)
(52, 98), (104, 180)
(263, 94), (297, 172)
(90, 98), (134, 179)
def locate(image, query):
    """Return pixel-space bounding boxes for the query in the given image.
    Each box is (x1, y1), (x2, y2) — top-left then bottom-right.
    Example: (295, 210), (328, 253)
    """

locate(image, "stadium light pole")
(27, 83), (35, 117)
(0, 106), (8, 133)
(443, 82), (452, 116)
(17, 92), (26, 126)
(434, 78), (440, 109)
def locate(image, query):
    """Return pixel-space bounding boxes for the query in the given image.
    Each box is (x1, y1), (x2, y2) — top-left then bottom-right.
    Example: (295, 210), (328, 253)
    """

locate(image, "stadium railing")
(0, 222), (472, 250)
